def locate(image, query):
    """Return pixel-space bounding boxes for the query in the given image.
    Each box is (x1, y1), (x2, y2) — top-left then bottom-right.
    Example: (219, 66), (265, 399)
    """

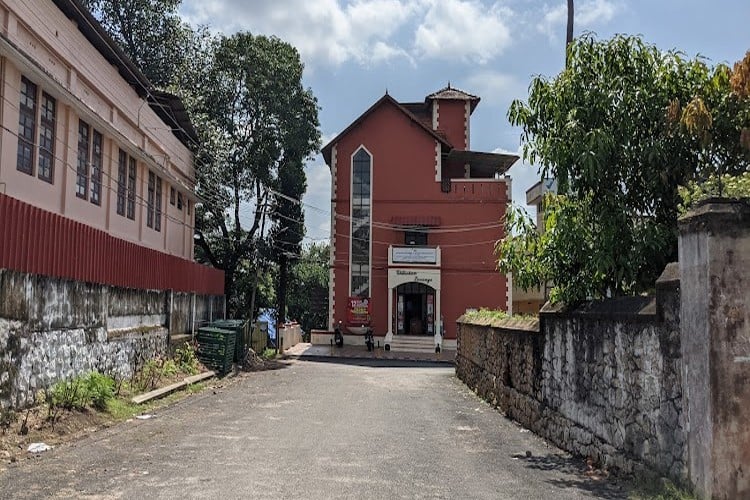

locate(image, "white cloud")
(180, 0), (419, 67)
(463, 70), (525, 105)
(537, 0), (619, 44)
(303, 161), (332, 241)
(413, 0), (513, 64)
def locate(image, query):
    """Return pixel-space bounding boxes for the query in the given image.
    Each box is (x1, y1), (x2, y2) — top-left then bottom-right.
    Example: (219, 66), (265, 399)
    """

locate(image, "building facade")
(0, 0), (199, 263)
(322, 87), (517, 344)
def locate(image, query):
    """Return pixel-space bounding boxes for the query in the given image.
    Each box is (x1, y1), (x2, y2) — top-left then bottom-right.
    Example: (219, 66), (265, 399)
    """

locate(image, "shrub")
(174, 342), (199, 375)
(84, 372), (115, 411)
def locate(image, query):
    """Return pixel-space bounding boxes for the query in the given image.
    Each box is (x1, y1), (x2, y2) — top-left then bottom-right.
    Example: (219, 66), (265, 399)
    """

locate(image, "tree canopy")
(82, 1), (321, 318)
(193, 32), (320, 316)
(79, 0), (191, 88)
(501, 35), (750, 304)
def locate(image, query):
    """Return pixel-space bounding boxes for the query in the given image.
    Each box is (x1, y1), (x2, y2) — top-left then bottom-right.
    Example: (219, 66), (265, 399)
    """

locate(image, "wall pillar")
(678, 200), (750, 499)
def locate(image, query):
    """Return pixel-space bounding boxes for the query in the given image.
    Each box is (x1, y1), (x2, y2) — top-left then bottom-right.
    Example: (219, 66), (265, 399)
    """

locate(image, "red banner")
(347, 296), (371, 326)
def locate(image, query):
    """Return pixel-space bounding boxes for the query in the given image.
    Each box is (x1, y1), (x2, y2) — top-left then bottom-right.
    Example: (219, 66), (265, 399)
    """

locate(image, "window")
(155, 177), (162, 232)
(147, 171), (155, 228)
(187, 200), (191, 216)
(350, 148), (371, 298)
(170, 186), (175, 205)
(17, 77), (57, 182)
(117, 149), (127, 216)
(76, 121), (104, 204)
(76, 120), (90, 199)
(117, 150), (137, 220)
(17, 77), (37, 175)
(405, 230), (428, 246)
(90, 131), (103, 205)
(38, 93), (56, 183)
(177, 192), (183, 211)
(127, 157), (136, 220)
(146, 171), (162, 231)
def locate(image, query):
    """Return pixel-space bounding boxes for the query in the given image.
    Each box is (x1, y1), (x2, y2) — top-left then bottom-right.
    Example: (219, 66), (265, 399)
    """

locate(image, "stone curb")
(131, 371), (216, 405)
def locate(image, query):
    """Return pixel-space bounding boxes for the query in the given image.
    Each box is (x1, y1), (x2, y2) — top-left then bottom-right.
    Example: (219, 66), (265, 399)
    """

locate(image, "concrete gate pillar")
(678, 200), (750, 499)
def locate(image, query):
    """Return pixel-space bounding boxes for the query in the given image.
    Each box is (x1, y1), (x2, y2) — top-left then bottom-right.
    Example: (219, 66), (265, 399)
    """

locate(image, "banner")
(347, 296), (371, 325)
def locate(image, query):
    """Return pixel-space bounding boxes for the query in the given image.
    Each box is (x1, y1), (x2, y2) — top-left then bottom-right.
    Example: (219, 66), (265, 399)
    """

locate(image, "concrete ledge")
(131, 371), (215, 405)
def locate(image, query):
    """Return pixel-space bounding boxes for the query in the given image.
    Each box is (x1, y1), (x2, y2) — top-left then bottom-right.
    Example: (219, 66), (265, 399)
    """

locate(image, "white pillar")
(435, 288), (442, 348)
(385, 285), (394, 345)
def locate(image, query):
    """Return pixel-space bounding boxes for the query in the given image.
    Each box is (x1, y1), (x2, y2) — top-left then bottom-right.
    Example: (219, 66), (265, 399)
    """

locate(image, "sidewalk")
(284, 342), (456, 364)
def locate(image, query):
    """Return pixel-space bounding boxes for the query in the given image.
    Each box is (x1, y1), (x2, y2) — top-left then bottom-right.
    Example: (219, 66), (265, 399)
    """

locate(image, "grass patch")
(261, 348), (278, 359)
(462, 308), (510, 323)
(628, 477), (695, 500)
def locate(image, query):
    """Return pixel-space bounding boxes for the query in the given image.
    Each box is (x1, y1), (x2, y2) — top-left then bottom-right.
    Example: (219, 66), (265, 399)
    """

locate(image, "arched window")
(351, 148), (371, 298)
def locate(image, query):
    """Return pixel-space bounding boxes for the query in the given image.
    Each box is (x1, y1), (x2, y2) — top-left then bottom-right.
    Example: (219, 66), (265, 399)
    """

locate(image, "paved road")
(1, 359), (626, 499)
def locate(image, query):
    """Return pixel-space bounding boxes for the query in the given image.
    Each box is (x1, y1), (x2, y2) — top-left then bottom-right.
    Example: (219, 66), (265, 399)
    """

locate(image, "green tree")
(287, 243), (330, 335)
(79, 0), (192, 88)
(502, 35), (750, 304)
(193, 33), (320, 316)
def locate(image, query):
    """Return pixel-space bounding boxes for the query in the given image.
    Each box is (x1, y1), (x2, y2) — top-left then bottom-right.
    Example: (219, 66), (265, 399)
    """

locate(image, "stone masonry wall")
(0, 269), (225, 409)
(456, 283), (685, 480)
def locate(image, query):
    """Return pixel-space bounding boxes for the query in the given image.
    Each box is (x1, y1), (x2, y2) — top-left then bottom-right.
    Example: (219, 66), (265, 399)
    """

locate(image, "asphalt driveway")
(0, 359), (626, 499)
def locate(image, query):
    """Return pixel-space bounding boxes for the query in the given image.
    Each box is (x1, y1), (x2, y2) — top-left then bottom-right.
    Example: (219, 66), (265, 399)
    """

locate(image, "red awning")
(389, 215), (441, 227)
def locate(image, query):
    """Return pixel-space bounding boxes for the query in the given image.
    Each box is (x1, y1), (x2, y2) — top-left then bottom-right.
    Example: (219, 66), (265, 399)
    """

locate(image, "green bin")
(210, 319), (250, 362)
(196, 326), (236, 374)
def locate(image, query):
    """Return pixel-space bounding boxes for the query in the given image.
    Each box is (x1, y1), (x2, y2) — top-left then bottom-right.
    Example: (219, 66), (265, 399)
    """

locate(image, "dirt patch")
(1, 405), (109, 466)
(0, 366), (217, 467)
(241, 349), (288, 372)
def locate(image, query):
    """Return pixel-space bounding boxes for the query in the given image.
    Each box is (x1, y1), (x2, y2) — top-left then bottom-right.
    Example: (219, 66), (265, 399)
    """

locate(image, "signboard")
(347, 296), (371, 325)
(392, 246), (437, 264)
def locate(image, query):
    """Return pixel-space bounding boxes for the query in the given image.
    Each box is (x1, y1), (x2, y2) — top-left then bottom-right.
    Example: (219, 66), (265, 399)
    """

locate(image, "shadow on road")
(290, 356), (452, 369)
(511, 452), (627, 499)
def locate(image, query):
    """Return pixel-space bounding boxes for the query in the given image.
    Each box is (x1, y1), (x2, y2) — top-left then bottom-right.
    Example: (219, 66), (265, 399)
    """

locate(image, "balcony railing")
(389, 245), (441, 267)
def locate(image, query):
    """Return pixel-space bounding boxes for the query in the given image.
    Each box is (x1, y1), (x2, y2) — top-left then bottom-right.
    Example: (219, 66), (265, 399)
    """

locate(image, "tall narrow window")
(117, 149), (127, 216)
(350, 148), (371, 298)
(155, 177), (162, 232)
(17, 77), (37, 175)
(90, 131), (103, 205)
(76, 120), (90, 199)
(38, 93), (56, 183)
(147, 171), (155, 228)
(127, 157), (136, 220)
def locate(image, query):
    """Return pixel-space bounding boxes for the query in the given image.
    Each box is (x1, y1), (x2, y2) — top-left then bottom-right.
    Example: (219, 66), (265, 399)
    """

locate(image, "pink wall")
(0, 0), (196, 260)
(436, 100), (467, 150)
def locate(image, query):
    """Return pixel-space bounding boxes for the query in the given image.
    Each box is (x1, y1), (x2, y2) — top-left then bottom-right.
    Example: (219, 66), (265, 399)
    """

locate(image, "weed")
(0, 407), (17, 435)
(161, 359), (179, 378)
(132, 358), (164, 392)
(629, 477), (695, 500)
(84, 372), (115, 411)
(261, 348), (277, 359)
(174, 342), (199, 375)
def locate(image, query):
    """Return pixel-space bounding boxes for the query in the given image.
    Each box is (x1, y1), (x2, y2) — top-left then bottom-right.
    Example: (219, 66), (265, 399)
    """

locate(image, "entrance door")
(396, 282), (435, 335)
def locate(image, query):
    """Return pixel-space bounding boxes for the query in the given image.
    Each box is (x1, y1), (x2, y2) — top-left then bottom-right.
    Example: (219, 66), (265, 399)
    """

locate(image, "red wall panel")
(0, 193), (224, 295)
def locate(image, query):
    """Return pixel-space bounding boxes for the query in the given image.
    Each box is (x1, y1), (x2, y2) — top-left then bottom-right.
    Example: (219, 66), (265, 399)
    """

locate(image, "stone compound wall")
(0, 269), (225, 409)
(456, 280), (685, 479)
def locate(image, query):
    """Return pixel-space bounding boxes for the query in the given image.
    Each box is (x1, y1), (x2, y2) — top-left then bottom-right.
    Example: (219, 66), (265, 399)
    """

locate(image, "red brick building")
(321, 86), (517, 348)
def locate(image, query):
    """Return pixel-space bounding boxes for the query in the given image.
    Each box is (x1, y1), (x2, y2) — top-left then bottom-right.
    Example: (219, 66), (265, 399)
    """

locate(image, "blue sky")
(180, 0), (750, 242)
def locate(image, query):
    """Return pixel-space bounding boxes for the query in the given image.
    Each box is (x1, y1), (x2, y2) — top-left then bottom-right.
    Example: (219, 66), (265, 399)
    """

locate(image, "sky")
(179, 0), (750, 243)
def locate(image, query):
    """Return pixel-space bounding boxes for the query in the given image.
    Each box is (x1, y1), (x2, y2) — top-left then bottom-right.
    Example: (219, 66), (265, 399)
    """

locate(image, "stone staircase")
(388, 335), (438, 354)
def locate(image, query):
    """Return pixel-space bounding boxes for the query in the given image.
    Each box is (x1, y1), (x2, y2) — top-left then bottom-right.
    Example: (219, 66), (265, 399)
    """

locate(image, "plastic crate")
(196, 326), (236, 374)
(209, 319), (250, 362)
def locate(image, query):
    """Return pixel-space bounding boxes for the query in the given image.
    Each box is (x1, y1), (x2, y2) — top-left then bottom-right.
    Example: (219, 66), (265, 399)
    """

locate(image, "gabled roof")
(51, 0), (198, 148)
(427, 84), (481, 112)
(321, 94), (452, 166)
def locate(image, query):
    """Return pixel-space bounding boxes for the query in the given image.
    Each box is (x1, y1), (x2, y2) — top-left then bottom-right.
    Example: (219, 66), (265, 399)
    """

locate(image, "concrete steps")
(388, 335), (438, 354)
